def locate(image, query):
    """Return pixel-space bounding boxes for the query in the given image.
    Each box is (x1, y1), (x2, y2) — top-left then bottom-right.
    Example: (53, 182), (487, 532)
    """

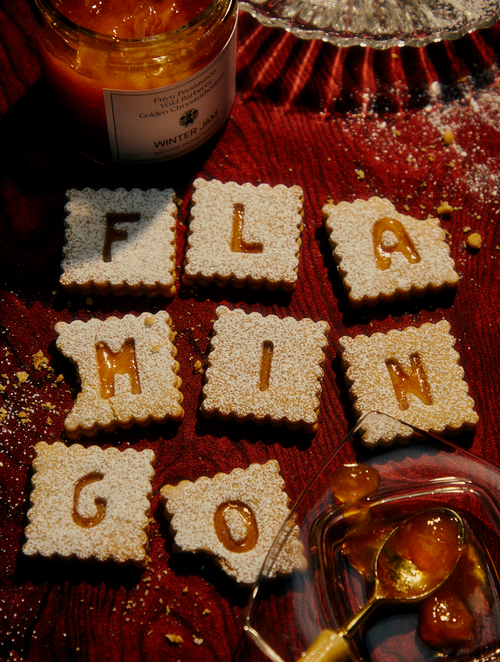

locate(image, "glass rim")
(31, 0), (233, 45)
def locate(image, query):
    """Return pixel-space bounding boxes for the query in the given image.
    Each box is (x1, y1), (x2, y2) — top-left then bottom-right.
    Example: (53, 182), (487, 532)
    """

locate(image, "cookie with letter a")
(323, 196), (459, 308)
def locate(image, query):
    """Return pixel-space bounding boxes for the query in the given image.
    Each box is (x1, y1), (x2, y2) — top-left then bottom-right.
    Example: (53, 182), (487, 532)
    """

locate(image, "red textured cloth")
(1, 2), (500, 661)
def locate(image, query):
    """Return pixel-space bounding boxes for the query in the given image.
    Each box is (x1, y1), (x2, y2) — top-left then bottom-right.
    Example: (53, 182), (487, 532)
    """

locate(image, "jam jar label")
(103, 21), (237, 164)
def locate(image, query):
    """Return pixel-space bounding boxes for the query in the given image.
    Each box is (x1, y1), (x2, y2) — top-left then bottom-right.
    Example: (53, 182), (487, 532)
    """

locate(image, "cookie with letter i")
(55, 311), (184, 439)
(182, 178), (304, 291)
(160, 460), (306, 584)
(323, 196), (459, 308)
(23, 441), (155, 567)
(338, 320), (478, 446)
(60, 187), (178, 297)
(200, 306), (329, 433)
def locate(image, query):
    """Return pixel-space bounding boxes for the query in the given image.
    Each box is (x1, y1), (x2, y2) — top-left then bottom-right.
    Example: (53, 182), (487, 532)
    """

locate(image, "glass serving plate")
(244, 411), (500, 662)
(239, 0), (500, 49)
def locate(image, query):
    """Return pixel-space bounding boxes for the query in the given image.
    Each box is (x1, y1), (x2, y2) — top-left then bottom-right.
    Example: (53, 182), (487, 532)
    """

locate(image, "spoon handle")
(294, 629), (351, 662)
(294, 593), (382, 662)
(342, 592), (383, 638)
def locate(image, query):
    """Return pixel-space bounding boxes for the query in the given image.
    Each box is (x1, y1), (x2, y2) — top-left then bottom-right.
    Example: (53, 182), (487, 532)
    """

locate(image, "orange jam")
(31, 0), (238, 164)
(372, 217), (421, 270)
(386, 353), (433, 411)
(259, 341), (274, 392)
(72, 472), (106, 527)
(390, 510), (462, 577)
(332, 463), (380, 506)
(214, 501), (258, 553)
(231, 204), (264, 254)
(334, 462), (490, 652)
(96, 340), (141, 399)
(52, 0), (212, 38)
(418, 587), (475, 649)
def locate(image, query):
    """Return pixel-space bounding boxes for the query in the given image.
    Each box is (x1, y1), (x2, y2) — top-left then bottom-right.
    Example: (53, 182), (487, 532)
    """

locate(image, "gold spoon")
(298, 508), (465, 662)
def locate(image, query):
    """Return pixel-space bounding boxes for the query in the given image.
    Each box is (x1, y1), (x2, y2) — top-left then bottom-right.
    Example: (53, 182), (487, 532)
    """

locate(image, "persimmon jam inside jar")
(30, 0), (238, 165)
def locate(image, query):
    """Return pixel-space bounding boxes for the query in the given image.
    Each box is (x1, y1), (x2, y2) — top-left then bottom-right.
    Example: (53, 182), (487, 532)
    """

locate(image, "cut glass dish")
(239, 0), (500, 48)
(244, 411), (500, 662)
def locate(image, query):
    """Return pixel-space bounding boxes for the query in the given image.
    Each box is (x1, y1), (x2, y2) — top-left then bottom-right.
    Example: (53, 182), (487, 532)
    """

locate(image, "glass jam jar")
(30, 0), (238, 166)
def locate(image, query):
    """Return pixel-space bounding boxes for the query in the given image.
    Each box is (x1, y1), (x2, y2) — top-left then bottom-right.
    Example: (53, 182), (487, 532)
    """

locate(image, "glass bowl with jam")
(244, 411), (500, 662)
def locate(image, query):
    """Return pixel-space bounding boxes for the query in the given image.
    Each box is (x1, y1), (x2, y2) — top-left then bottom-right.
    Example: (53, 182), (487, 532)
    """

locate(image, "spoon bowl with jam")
(297, 508), (465, 662)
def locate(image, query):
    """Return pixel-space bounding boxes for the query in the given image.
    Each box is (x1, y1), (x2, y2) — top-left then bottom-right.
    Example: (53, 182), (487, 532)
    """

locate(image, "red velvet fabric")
(1, 2), (500, 661)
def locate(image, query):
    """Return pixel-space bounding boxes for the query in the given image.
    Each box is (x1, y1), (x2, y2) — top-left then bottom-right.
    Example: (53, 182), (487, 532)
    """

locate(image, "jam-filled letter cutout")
(214, 501), (259, 553)
(386, 353), (433, 411)
(231, 203), (263, 254)
(96, 339), (141, 399)
(373, 217), (421, 270)
(259, 340), (274, 391)
(72, 472), (106, 528)
(103, 212), (141, 262)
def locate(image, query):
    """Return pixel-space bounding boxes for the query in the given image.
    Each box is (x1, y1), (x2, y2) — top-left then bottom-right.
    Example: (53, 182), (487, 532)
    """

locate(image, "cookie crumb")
(443, 129), (455, 145)
(166, 634), (183, 644)
(467, 232), (482, 250)
(16, 371), (29, 384)
(437, 201), (454, 215)
(33, 350), (49, 371)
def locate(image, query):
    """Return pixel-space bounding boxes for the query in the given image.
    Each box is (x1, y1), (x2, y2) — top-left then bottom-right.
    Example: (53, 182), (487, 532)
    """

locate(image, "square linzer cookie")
(23, 441), (155, 567)
(200, 306), (329, 432)
(338, 320), (478, 446)
(182, 178), (304, 291)
(60, 188), (178, 297)
(55, 311), (184, 440)
(160, 460), (306, 584)
(323, 197), (459, 308)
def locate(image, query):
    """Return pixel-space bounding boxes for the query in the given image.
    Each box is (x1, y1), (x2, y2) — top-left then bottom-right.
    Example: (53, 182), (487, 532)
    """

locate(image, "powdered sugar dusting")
(23, 441), (155, 567)
(55, 311), (184, 440)
(183, 178), (303, 291)
(339, 320), (478, 446)
(160, 460), (305, 585)
(60, 188), (178, 297)
(323, 196), (458, 308)
(201, 306), (329, 432)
